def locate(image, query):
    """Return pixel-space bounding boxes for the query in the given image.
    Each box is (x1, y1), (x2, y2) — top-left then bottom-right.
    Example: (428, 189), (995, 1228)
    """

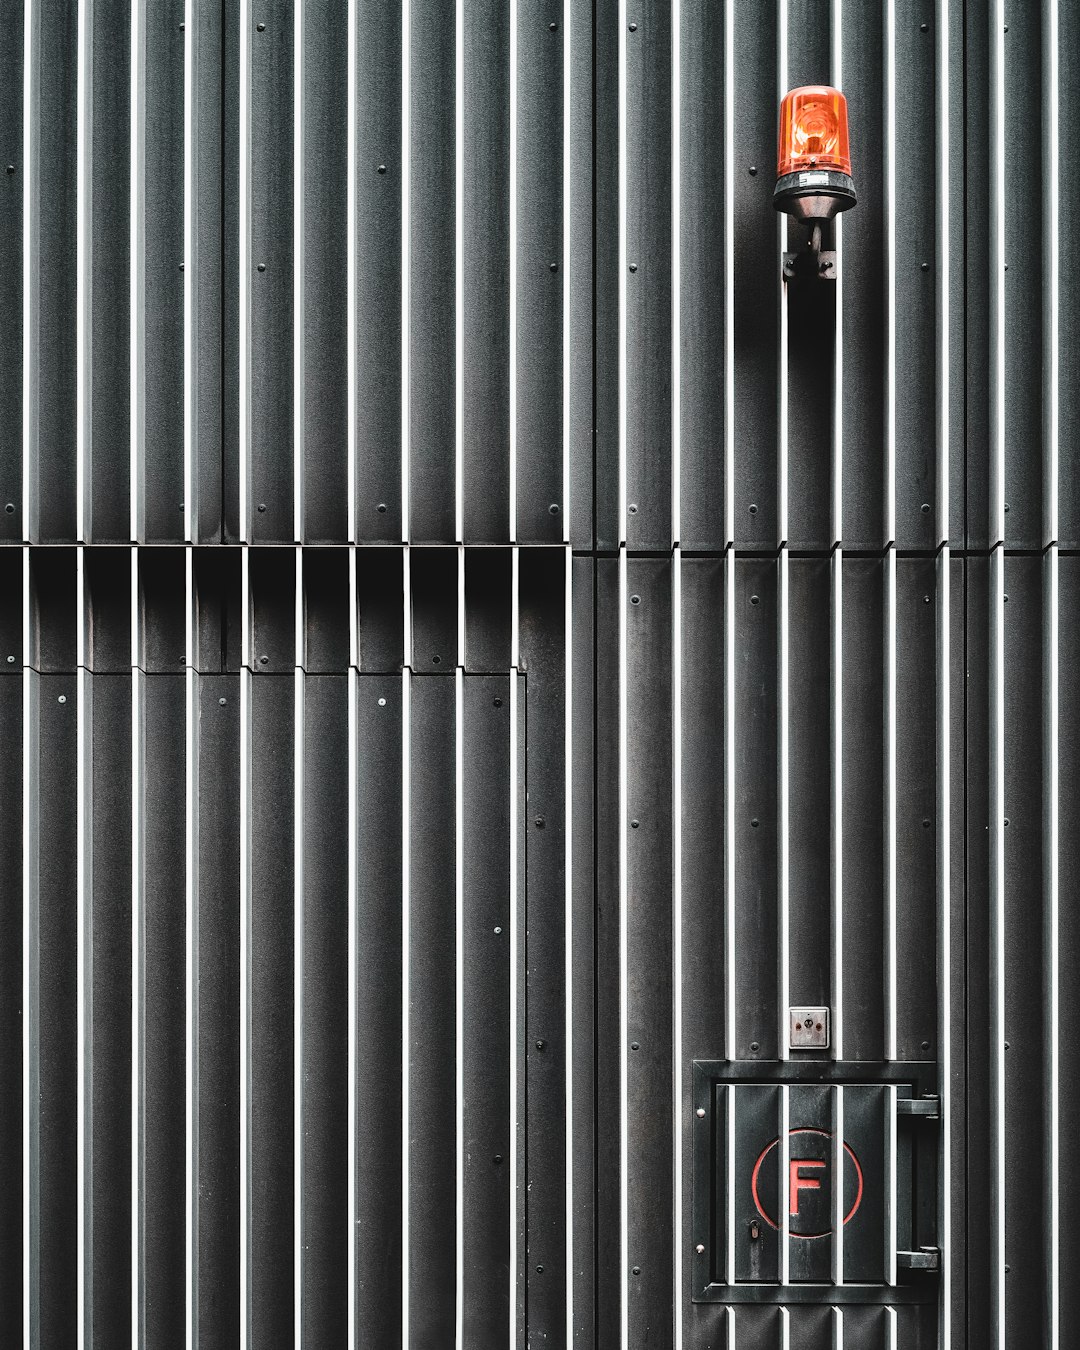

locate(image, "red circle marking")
(749, 1128), (864, 1239)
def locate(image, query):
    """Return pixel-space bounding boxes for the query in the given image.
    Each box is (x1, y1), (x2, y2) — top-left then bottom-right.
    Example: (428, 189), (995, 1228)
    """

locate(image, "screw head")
(5, 165), (14, 175)
(549, 21), (557, 30)
(535, 815), (545, 828)
(695, 1244), (705, 1255)
(921, 502), (931, 513)
(58, 695), (67, 704)
(628, 503), (638, 514)
(632, 1266), (641, 1276)
(257, 502), (267, 512)
(630, 818), (640, 828)
(6, 656), (13, 663)
(749, 594), (760, 606)
(536, 1265), (544, 1274)
(630, 594), (640, 605)
(631, 1042), (640, 1051)
(749, 1042), (760, 1053)
(921, 262), (929, 271)
(4, 503), (13, 513)
(629, 21), (637, 31)
(749, 502), (758, 514)
(549, 503), (560, 514)
(378, 697), (386, 706)
(494, 1154), (503, 1163)
(377, 164), (386, 174)
(256, 21), (265, 31)
(494, 926), (502, 934)
(376, 502), (387, 513)
(748, 165), (757, 176)
(257, 263), (266, 272)
(493, 697), (503, 707)
(219, 697), (227, 706)
(629, 262), (637, 273)
(696, 1107), (705, 1118)
(535, 1039), (545, 1050)
(750, 817), (759, 828)
(549, 261), (558, 272)
(922, 1040), (931, 1051)
(259, 655), (269, 665)
(920, 21), (929, 31)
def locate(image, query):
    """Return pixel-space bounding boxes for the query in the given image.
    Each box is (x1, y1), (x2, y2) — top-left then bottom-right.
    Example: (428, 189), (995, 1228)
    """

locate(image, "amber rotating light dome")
(773, 86), (856, 222)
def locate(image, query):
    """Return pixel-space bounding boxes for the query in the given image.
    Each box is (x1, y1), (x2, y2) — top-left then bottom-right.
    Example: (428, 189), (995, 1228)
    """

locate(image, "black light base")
(773, 168), (857, 222)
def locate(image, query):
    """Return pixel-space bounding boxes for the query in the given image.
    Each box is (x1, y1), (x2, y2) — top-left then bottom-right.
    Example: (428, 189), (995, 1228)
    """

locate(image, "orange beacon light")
(773, 86), (856, 222)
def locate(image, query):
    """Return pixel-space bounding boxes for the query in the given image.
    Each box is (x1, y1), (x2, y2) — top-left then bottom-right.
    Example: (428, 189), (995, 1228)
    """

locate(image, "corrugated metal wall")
(0, 1), (1074, 1348)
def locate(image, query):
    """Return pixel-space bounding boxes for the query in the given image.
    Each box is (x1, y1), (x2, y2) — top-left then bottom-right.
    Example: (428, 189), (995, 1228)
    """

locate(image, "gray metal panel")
(299, 675), (350, 1340)
(625, 557), (673, 1346)
(139, 6), (185, 542)
(353, 0), (402, 543)
(354, 672), (404, 1348)
(408, 2), (455, 544)
(624, 3), (672, 552)
(138, 673), (187, 1345)
(300, 0), (348, 543)
(0, 674), (20, 1327)
(592, 0), (621, 553)
(27, 672), (79, 1345)
(246, 670), (296, 1343)
(462, 673), (512, 1344)
(0, 2), (23, 541)
(27, 1), (77, 543)
(87, 0), (131, 543)
(248, 1), (295, 542)
(515, 4), (564, 543)
(732, 0), (780, 550)
(518, 547), (567, 1342)
(678, 3), (727, 553)
(193, 673), (241, 1348)
(406, 673), (457, 1345)
(462, 0), (510, 544)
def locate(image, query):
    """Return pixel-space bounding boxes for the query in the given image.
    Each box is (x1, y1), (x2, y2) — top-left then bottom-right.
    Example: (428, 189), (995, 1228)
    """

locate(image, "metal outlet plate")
(789, 1006), (830, 1049)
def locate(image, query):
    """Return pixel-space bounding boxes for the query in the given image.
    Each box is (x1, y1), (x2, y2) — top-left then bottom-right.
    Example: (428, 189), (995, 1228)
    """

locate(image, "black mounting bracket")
(782, 223), (836, 282)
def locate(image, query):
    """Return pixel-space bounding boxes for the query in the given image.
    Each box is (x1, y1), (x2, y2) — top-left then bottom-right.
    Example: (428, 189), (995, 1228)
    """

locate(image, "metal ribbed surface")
(0, 2), (1073, 1348)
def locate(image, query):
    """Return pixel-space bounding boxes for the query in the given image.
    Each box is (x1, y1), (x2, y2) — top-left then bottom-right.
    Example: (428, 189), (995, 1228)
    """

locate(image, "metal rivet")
(1005, 1264), (1010, 1272)
(1004, 503), (1010, 512)
(751, 817), (759, 828)
(536, 1265), (544, 1274)
(535, 1040), (545, 1050)
(695, 1244), (705, 1255)
(1004, 24), (1008, 31)
(376, 502), (387, 513)
(5, 165), (14, 175)
(5, 503), (13, 513)
(259, 655), (269, 665)
(630, 818), (640, 828)
(179, 263), (185, 271)
(1003, 594), (1009, 603)
(921, 262), (929, 271)
(549, 261), (558, 272)
(749, 503), (758, 514)
(631, 1042), (639, 1051)
(748, 165), (757, 176)
(432, 654), (441, 665)
(630, 594), (640, 605)
(377, 164), (386, 174)
(219, 697), (227, 706)
(549, 21), (557, 30)
(257, 263), (266, 272)
(257, 21), (265, 31)
(628, 503), (638, 514)
(257, 502), (266, 512)
(920, 22), (929, 31)
(1004, 263), (1009, 271)
(632, 1266), (641, 1276)
(1004, 817), (1010, 826)
(921, 1040), (931, 1051)
(696, 1107), (705, 1118)
(494, 1154), (503, 1163)
(549, 503), (560, 514)
(1005, 1041), (1010, 1050)
(378, 697), (386, 707)
(629, 21), (637, 31)
(921, 502), (930, 513)
(6, 656), (14, 663)
(535, 815), (545, 828)
(922, 818), (931, 828)
(750, 1042), (759, 1052)
(629, 262), (637, 272)
(493, 697), (503, 707)
(494, 926), (502, 934)
(58, 695), (67, 704)
(749, 594), (759, 606)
